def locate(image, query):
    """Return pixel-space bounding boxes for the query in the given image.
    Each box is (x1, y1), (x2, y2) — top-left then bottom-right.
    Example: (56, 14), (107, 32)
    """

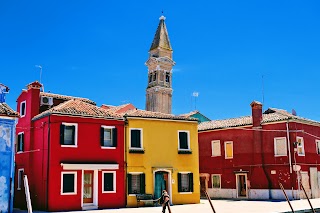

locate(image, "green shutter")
(131, 130), (140, 148)
(137, 130), (141, 147)
(189, 173), (194, 192)
(71, 126), (76, 145)
(113, 128), (117, 147)
(179, 132), (188, 149)
(60, 124), (65, 145)
(178, 173), (182, 192)
(100, 127), (104, 146)
(128, 174), (132, 194)
(21, 134), (24, 152)
(140, 173), (145, 194)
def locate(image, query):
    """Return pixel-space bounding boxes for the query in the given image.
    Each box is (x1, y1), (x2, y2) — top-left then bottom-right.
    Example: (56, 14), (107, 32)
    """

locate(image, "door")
(83, 170), (94, 204)
(200, 176), (207, 198)
(154, 171), (168, 200)
(237, 174), (247, 198)
(310, 167), (318, 198)
(300, 171), (311, 199)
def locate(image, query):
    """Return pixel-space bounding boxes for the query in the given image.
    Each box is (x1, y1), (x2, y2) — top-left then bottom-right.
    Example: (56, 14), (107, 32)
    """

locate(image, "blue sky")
(1, 1), (320, 121)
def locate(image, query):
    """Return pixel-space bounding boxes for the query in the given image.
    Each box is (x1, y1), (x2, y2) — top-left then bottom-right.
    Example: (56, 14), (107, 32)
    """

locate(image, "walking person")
(160, 190), (170, 213)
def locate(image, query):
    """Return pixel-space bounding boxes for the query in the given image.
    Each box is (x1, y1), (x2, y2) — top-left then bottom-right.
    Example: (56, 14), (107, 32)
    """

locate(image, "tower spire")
(145, 16), (175, 114)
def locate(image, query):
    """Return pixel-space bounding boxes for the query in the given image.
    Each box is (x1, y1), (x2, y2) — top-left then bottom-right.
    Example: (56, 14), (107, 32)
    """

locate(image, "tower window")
(149, 75), (152, 83)
(166, 73), (170, 83)
(153, 72), (157, 81)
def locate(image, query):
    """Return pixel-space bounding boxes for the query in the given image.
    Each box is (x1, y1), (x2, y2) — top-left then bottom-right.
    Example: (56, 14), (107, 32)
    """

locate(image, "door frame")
(236, 173), (248, 198)
(200, 173), (210, 197)
(81, 170), (98, 207)
(153, 169), (172, 202)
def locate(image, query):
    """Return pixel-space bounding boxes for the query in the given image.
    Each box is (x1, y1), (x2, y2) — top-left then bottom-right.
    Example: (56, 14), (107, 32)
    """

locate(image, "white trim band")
(61, 163), (119, 170)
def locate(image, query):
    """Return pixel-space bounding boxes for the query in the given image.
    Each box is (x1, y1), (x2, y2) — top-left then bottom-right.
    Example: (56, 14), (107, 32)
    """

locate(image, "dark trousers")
(162, 200), (169, 213)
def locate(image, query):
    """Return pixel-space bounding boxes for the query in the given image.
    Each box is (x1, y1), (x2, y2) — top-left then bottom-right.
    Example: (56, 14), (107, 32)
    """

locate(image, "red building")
(14, 81), (126, 211)
(198, 101), (320, 200)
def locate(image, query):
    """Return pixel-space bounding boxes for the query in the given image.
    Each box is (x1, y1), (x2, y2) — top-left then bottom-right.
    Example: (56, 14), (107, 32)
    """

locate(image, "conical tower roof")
(149, 15), (172, 51)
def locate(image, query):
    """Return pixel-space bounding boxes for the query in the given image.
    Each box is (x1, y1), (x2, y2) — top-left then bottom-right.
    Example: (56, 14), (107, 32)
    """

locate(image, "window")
(316, 140), (320, 155)
(212, 174), (221, 188)
(274, 137), (287, 156)
(178, 131), (190, 150)
(178, 172), (193, 193)
(297, 137), (305, 156)
(102, 172), (116, 193)
(211, 140), (221, 157)
(100, 126), (117, 148)
(61, 172), (77, 195)
(17, 132), (24, 152)
(224, 141), (233, 159)
(153, 72), (157, 81)
(60, 123), (77, 146)
(130, 129), (142, 149)
(128, 173), (145, 194)
(149, 75), (152, 83)
(20, 101), (26, 117)
(165, 73), (170, 83)
(17, 169), (24, 190)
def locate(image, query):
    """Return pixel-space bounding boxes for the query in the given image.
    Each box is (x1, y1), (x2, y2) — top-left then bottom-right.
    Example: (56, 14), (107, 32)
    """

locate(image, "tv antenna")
(192, 92), (199, 110)
(35, 65), (44, 91)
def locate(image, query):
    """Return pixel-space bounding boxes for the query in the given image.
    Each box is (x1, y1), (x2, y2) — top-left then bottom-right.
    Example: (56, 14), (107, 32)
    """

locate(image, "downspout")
(286, 121), (293, 174)
(124, 117), (128, 207)
(46, 115), (51, 210)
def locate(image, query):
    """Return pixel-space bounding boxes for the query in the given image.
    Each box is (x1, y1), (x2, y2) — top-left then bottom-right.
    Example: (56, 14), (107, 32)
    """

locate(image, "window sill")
(61, 145), (78, 148)
(178, 192), (192, 194)
(178, 150), (192, 154)
(101, 147), (116, 149)
(129, 149), (145, 154)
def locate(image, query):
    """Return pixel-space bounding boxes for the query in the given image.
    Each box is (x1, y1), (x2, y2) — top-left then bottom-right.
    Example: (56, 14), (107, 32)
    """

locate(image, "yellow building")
(124, 110), (200, 207)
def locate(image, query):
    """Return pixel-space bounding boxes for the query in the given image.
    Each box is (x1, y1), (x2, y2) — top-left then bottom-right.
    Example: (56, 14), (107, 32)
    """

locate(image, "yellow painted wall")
(125, 118), (200, 207)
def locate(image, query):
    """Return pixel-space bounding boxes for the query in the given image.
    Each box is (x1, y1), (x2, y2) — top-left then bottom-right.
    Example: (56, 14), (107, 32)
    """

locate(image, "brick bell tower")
(145, 15), (175, 114)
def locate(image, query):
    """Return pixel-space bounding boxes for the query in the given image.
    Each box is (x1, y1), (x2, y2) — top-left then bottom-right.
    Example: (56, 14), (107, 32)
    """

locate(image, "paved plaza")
(14, 199), (320, 213)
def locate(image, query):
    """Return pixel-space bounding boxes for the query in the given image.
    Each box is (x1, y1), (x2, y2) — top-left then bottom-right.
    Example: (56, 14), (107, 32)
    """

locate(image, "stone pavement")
(14, 199), (320, 213)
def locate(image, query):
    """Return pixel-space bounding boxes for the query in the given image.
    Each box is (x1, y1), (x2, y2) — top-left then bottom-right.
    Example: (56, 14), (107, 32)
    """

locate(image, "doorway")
(83, 170), (94, 204)
(154, 171), (169, 200)
(236, 174), (247, 198)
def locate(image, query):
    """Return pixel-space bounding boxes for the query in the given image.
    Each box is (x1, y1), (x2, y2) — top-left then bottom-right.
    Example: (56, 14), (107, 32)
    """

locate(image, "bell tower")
(145, 15), (175, 114)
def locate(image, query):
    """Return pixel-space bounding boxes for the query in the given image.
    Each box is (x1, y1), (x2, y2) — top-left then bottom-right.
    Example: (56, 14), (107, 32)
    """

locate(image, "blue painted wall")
(0, 118), (16, 213)
(190, 113), (211, 123)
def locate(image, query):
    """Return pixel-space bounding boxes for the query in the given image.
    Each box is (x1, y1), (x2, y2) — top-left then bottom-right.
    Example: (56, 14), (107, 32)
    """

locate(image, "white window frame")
(316, 140), (320, 155)
(129, 128), (143, 150)
(101, 125), (116, 149)
(211, 140), (221, 157)
(297, 136), (305, 156)
(17, 168), (24, 190)
(178, 130), (191, 151)
(274, 137), (287, 157)
(178, 171), (192, 194)
(17, 132), (24, 153)
(224, 141), (233, 159)
(20, 101), (26, 118)
(211, 174), (221, 189)
(128, 172), (143, 196)
(61, 171), (77, 195)
(102, 171), (116, 193)
(61, 123), (78, 148)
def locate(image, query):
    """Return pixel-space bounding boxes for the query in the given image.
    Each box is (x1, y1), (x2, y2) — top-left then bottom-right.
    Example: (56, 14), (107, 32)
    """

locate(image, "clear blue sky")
(1, 1), (320, 121)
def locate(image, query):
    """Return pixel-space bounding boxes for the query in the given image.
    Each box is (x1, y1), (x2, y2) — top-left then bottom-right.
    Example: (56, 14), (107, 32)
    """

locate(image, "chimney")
(27, 81), (42, 90)
(26, 81), (42, 118)
(250, 101), (262, 127)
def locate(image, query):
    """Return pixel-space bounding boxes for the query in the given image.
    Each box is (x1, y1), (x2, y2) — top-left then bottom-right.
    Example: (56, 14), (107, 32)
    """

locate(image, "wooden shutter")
(127, 174), (132, 194)
(140, 173), (145, 194)
(21, 133), (24, 152)
(131, 129), (140, 148)
(71, 126), (76, 145)
(113, 128), (117, 147)
(189, 173), (194, 192)
(60, 124), (65, 145)
(178, 173), (182, 192)
(100, 127), (104, 146)
(179, 132), (188, 149)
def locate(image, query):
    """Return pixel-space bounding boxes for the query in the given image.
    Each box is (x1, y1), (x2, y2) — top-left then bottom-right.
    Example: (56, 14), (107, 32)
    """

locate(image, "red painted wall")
(199, 121), (320, 195)
(14, 86), (126, 211)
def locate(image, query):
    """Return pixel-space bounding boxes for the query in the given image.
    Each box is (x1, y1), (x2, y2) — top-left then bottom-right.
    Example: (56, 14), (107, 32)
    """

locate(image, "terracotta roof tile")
(33, 99), (123, 121)
(123, 109), (197, 121)
(40, 92), (95, 105)
(0, 103), (19, 117)
(198, 108), (320, 131)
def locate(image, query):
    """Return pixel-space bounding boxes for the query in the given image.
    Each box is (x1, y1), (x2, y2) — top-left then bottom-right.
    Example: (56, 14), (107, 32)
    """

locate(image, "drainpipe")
(46, 115), (51, 210)
(286, 122), (292, 174)
(124, 117), (128, 207)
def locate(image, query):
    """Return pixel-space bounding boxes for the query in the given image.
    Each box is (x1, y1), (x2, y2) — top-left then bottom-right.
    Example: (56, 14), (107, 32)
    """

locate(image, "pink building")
(198, 101), (320, 200)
